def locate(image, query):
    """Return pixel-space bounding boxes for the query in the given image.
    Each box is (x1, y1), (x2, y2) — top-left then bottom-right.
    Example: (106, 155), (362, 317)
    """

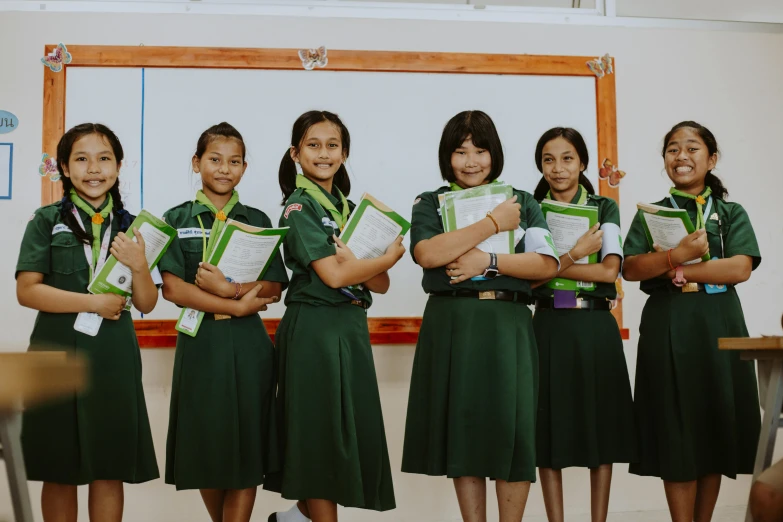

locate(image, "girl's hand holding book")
(674, 229), (709, 265)
(195, 263), (233, 298)
(92, 293), (127, 320)
(231, 284), (278, 317)
(489, 195), (521, 232)
(110, 228), (148, 274)
(333, 235), (357, 264)
(571, 223), (603, 261)
(383, 236), (406, 267)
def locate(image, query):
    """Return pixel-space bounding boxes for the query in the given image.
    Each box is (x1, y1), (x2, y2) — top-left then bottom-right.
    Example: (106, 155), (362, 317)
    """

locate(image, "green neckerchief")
(295, 174), (349, 230)
(545, 184), (588, 205)
(669, 186), (712, 229)
(69, 189), (113, 267)
(448, 179), (501, 192)
(195, 189), (239, 261)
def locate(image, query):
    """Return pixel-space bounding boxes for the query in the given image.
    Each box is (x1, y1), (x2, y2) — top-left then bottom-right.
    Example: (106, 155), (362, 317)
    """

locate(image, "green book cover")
(206, 220), (289, 283)
(541, 200), (599, 292)
(442, 183), (514, 254)
(340, 193), (411, 260)
(88, 209), (176, 297)
(636, 202), (710, 263)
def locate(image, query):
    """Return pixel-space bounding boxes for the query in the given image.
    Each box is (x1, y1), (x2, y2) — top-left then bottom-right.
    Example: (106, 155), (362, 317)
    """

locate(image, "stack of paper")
(540, 200), (598, 292)
(636, 203), (709, 264)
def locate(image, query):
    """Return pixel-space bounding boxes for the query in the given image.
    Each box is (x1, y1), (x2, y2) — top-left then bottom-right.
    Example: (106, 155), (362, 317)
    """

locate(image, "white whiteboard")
(65, 67), (598, 319)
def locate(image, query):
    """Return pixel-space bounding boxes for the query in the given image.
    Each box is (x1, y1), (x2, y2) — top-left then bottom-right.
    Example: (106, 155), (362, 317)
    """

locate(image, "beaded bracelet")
(233, 282), (242, 300)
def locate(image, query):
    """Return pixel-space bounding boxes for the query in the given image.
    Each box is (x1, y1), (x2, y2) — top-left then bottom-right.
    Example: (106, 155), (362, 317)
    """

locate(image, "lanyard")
(70, 206), (113, 283)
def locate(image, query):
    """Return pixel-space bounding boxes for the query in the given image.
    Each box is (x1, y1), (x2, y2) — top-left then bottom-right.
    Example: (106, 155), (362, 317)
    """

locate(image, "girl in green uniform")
(16, 123), (159, 521)
(159, 122), (288, 522)
(530, 127), (636, 522)
(401, 110), (560, 522)
(623, 121), (761, 522)
(265, 110), (405, 522)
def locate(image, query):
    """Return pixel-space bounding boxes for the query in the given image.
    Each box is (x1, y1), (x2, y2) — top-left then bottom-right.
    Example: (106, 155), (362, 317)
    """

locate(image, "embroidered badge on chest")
(284, 203), (302, 219)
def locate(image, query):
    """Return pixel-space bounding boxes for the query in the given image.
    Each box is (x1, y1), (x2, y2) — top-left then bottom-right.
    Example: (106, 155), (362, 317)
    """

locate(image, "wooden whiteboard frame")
(41, 45), (628, 345)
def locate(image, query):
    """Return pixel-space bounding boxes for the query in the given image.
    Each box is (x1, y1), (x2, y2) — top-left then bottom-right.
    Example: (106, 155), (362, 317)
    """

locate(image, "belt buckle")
(479, 290), (496, 300)
(214, 313), (231, 320)
(351, 299), (365, 308)
(572, 297), (583, 309)
(683, 282), (700, 293)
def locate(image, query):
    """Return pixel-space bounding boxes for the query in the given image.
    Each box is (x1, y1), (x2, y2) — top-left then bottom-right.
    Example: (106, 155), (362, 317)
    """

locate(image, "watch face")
(484, 268), (499, 279)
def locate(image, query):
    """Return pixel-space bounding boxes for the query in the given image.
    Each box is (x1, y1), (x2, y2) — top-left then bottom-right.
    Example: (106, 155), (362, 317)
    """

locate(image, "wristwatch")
(482, 252), (499, 279)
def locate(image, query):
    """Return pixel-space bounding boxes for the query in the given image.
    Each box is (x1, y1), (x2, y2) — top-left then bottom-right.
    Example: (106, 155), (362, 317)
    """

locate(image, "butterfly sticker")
(39, 153), (60, 182)
(298, 46), (328, 71)
(586, 53), (613, 78)
(598, 158), (626, 188)
(41, 43), (73, 73)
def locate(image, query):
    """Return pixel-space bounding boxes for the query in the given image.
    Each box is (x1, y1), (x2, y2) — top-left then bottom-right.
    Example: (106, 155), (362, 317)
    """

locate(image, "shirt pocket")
(180, 239), (204, 282)
(50, 233), (90, 275)
(705, 219), (730, 259)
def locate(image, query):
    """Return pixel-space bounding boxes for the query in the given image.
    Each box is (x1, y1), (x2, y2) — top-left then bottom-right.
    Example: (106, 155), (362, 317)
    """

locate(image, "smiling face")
(291, 121), (345, 187)
(541, 136), (584, 196)
(664, 127), (717, 194)
(61, 133), (121, 208)
(450, 136), (492, 189)
(192, 136), (247, 199)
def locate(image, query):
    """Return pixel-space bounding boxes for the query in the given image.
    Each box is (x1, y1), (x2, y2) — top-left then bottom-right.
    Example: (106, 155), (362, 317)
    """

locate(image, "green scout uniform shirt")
(624, 195), (761, 295)
(410, 186), (559, 296)
(533, 186), (623, 301)
(279, 186), (373, 307)
(18, 199), (122, 289)
(159, 200), (289, 292)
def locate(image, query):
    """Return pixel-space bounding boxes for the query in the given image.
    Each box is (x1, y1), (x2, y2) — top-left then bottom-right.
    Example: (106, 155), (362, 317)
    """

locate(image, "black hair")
(194, 122), (246, 161)
(57, 123), (130, 245)
(533, 127), (595, 202)
(662, 121), (728, 200)
(438, 111), (504, 183)
(279, 111), (351, 205)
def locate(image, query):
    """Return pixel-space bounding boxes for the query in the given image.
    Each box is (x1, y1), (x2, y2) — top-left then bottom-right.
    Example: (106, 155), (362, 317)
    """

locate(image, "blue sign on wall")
(0, 111), (19, 134)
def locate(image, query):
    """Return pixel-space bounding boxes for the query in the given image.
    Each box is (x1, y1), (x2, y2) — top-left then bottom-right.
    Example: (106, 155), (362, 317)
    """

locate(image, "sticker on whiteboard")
(586, 54), (613, 78)
(39, 153), (60, 182)
(298, 46), (328, 71)
(0, 111), (18, 134)
(41, 43), (72, 73)
(0, 143), (13, 200)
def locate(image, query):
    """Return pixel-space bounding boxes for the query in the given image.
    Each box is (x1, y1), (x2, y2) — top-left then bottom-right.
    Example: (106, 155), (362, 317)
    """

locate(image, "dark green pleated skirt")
(165, 314), (276, 490)
(263, 302), (395, 512)
(22, 311), (159, 485)
(533, 307), (637, 470)
(631, 288), (760, 481)
(402, 295), (538, 482)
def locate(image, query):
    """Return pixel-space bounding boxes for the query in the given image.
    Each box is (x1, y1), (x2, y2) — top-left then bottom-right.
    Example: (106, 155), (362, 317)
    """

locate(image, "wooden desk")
(719, 336), (783, 522)
(0, 352), (86, 522)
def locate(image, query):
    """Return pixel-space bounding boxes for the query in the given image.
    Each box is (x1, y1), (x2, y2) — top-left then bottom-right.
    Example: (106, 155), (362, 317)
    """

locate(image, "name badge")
(177, 228), (209, 239)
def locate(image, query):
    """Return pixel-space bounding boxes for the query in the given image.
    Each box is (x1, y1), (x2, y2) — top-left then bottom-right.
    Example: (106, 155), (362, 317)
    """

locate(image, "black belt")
(430, 290), (531, 303)
(535, 297), (612, 310)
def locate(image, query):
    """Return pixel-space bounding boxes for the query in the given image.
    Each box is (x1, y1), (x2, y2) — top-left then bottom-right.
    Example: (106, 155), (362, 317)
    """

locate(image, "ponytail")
(533, 178), (549, 202)
(279, 150), (298, 205)
(705, 172), (729, 200)
(58, 177), (92, 246)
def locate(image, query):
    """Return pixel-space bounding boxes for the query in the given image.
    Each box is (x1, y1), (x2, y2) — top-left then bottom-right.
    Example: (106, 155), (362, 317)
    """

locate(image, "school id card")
(175, 307), (205, 337)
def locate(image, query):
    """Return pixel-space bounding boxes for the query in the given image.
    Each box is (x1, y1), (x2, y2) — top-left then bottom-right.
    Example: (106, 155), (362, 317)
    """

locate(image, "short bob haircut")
(438, 110), (504, 183)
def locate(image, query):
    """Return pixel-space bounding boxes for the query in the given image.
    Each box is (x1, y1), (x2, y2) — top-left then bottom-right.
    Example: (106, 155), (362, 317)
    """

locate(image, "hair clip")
(39, 153), (60, 182)
(298, 46), (328, 71)
(41, 43), (72, 73)
(598, 158), (626, 188)
(586, 53), (613, 78)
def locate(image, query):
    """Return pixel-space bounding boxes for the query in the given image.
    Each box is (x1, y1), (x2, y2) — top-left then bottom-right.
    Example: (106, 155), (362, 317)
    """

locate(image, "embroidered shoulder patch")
(413, 197), (422, 205)
(284, 203), (302, 219)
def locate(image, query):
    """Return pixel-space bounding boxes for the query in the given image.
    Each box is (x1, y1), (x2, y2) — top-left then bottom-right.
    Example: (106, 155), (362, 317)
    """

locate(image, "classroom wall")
(1, 11), (782, 522)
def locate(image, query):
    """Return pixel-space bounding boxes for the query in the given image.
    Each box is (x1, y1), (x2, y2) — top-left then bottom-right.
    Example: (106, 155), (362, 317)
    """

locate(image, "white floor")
(521, 505), (746, 521)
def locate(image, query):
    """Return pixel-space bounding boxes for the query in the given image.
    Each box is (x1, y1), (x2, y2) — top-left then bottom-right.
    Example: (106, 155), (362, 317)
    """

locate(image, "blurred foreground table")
(0, 352), (86, 522)
(719, 336), (783, 522)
